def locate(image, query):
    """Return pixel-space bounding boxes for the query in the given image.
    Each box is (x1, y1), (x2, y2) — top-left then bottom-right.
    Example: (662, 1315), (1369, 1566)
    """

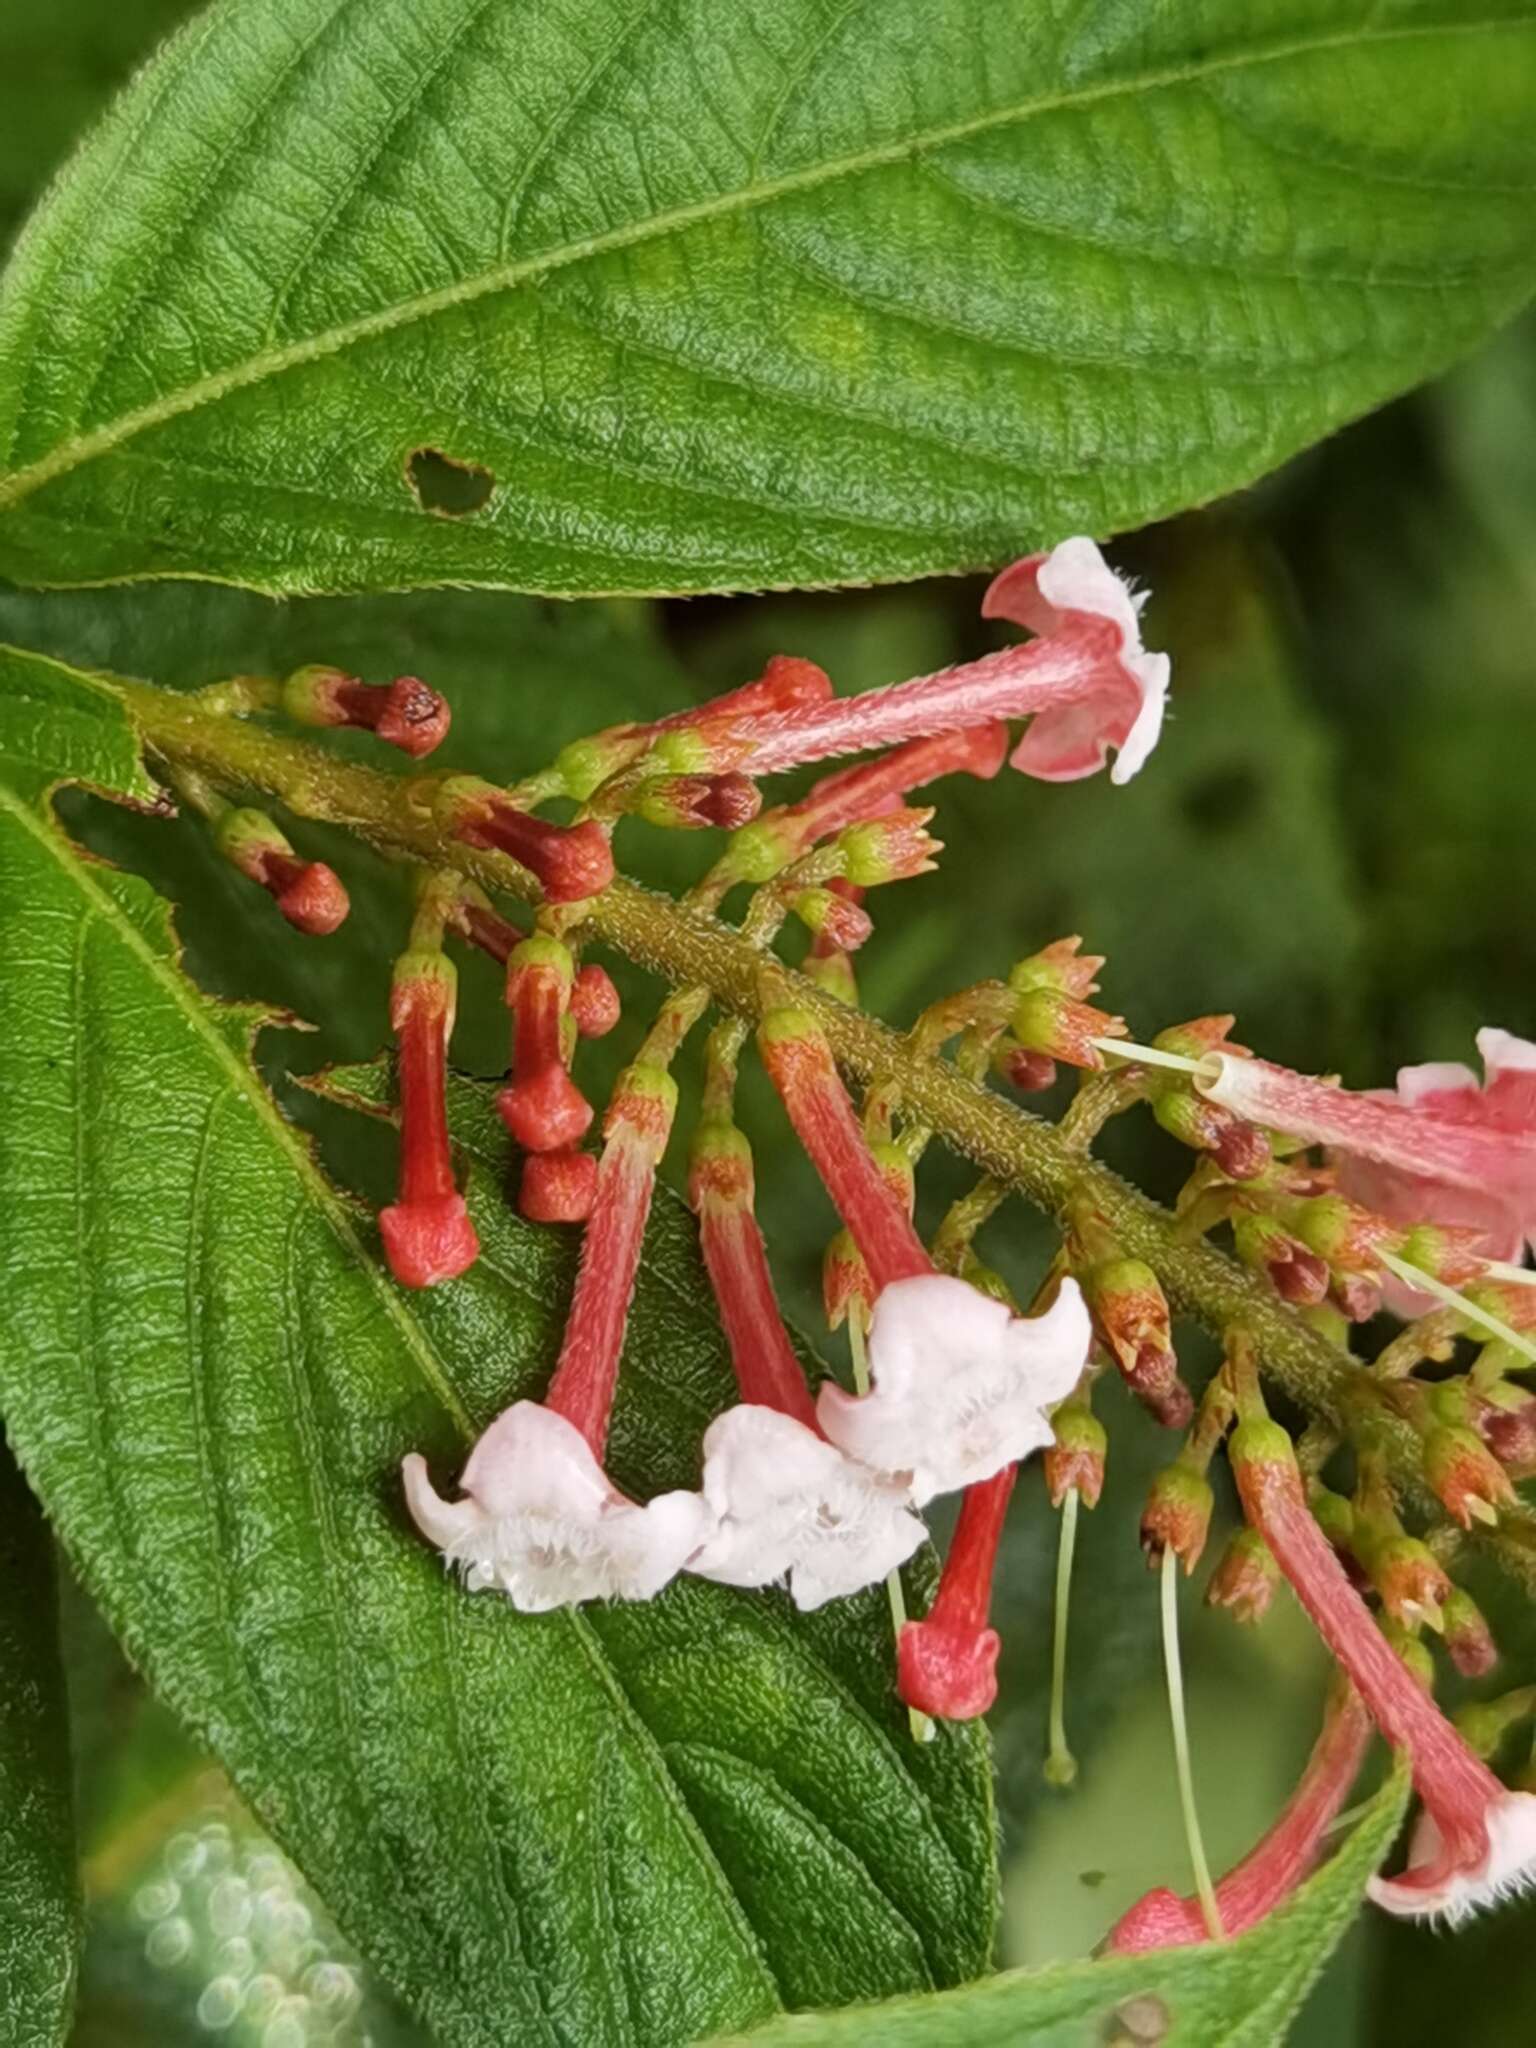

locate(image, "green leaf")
(0, 646), (996, 2045)
(703, 1763), (1409, 2047)
(0, 1439), (82, 2046)
(0, 1), (1533, 595)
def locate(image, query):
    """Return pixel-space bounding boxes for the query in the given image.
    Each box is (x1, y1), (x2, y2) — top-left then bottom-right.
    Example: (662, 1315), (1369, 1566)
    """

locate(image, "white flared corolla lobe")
(816, 1273), (1093, 1504)
(402, 1400), (713, 1612)
(1369, 1791), (1536, 1925)
(983, 537), (1170, 785)
(688, 1404), (926, 1612)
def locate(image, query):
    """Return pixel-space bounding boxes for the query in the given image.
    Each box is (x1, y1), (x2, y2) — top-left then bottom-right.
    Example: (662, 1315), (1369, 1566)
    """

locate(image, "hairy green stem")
(113, 679), (1536, 1593)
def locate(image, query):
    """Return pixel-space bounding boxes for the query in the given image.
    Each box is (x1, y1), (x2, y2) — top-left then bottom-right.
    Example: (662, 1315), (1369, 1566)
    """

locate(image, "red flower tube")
(379, 951), (479, 1288)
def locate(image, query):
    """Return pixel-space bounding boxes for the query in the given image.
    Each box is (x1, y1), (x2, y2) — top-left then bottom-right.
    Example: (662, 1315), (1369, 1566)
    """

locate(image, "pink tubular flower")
(1197, 1033), (1536, 1240)
(496, 936), (593, 1153)
(282, 665), (451, 758)
(403, 1062), (713, 1607)
(1231, 1418), (1536, 1923)
(378, 952), (479, 1288)
(678, 539), (1168, 783)
(686, 1120), (925, 1610)
(1105, 1682), (1373, 1952)
(758, 1004), (1092, 1499)
(898, 1466), (1015, 1720)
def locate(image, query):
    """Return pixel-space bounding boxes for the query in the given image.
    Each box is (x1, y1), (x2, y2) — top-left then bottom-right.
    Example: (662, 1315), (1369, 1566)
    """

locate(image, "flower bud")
(569, 962), (621, 1038)
(1151, 1090), (1270, 1180)
(213, 806), (349, 934)
(1153, 1015), (1245, 1063)
(1476, 1389), (1536, 1476)
(1232, 1211), (1330, 1306)
(1307, 1483), (1356, 1557)
(803, 948), (860, 1007)
(791, 887), (874, 953)
(1423, 1426), (1516, 1530)
(633, 772), (761, 830)
(281, 665), (451, 757)
(1228, 1418), (1300, 1489)
(1363, 1534), (1452, 1632)
(1442, 1588), (1498, 1679)
(1043, 1401), (1106, 1509)
(822, 1228), (870, 1331)
(993, 1041), (1058, 1092)
(1012, 989), (1125, 1070)
(1007, 936), (1104, 1001)
(552, 729), (644, 802)
(1205, 1527), (1280, 1624)
(518, 1148), (598, 1222)
(1140, 1464), (1215, 1574)
(837, 809), (941, 886)
(1081, 1256), (1190, 1424)
(1291, 1194), (1394, 1272)
(443, 777), (614, 904)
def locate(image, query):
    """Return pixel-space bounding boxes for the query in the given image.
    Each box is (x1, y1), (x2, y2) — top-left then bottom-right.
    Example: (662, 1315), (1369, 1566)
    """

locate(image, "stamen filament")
(1377, 1250), (1536, 1364)
(1161, 1546), (1225, 1942)
(1483, 1260), (1536, 1287)
(850, 1312), (934, 1744)
(1044, 1488), (1079, 1788)
(1090, 1037), (1217, 1079)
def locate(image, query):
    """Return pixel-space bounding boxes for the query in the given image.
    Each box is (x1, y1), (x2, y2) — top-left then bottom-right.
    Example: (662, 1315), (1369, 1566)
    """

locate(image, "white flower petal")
(1036, 535), (1146, 650)
(1394, 1061), (1480, 1107)
(1477, 1027), (1536, 1079)
(817, 1274), (1092, 1503)
(1368, 1792), (1536, 1924)
(690, 1405), (925, 1612)
(402, 1401), (713, 1611)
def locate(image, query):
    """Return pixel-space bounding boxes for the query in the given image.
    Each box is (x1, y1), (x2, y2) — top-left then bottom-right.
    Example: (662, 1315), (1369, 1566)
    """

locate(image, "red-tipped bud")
(994, 1042), (1058, 1092)
(1012, 990), (1124, 1070)
(1422, 1426), (1516, 1530)
(1154, 1015), (1248, 1062)
(1141, 1464), (1215, 1574)
(445, 779), (614, 904)
(379, 951), (478, 1289)
(634, 772), (762, 830)
(1233, 1211), (1331, 1306)
(1044, 1401), (1106, 1508)
(837, 808), (941, 886)
(792, 887), (874, 952)
(1206, 1527), (1281, 1624)
(640, 654), (834, 737)
(1007, 936), (1104, 1002)
(1363, 1534), (1453, 1632)
(214, 806), (349, 934)
(1291, 1194), (1395, 1273)
(569, 963), (621, 1038)
(497, 936), (592, 1153)
(519, 1148), (598, 1223)
(1152, 1090), (1271, 1180)
(1443, 1589), (1498, 1680)
(1081, 1257), (1190, 1424)
(282, 666), (451, 757)
(1476, 1390), (1536, 1476)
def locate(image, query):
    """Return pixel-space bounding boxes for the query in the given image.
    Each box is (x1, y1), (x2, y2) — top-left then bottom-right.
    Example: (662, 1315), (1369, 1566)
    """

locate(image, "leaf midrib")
(0, 11), (1526, 513)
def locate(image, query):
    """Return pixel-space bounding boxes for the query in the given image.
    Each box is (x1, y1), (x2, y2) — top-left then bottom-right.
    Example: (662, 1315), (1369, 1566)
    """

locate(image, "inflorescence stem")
(114, 678), (1536, 1597)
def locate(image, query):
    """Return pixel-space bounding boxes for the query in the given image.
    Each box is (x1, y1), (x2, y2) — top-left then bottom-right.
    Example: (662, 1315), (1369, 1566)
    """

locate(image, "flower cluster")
(177, 534), (1536, 1951)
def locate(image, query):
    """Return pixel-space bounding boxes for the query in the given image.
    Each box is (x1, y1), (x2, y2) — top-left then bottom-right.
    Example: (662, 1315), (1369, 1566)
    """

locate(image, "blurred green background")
(3, 5), (1535, 2042)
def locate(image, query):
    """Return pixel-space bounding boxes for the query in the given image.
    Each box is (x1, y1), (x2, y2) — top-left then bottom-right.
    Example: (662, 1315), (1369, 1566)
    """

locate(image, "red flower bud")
(1080, 1256), (1191, 1425)
(633, 772), (762, 830)
(214, 806), (349, 934)
(1152, 1090), (1270, 1180)
(445, 778), (614, 904)
(792, 887), (874, 953)
(282, 666), (450, 757)
(496, 937), (592, 1153)
(995, 1043), (1058, 1092)
(1232, 1211), (1330, 1307)
(1422, 1426), (1515, 1530)
(1443, 1588), (1498, 1680)
(569, 963), (621, 1038)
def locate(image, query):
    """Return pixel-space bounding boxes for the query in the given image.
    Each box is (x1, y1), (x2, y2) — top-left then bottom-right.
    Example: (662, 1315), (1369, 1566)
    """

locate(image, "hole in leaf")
(407, 447), (494, 517)
(1180, 764), (1261, 836)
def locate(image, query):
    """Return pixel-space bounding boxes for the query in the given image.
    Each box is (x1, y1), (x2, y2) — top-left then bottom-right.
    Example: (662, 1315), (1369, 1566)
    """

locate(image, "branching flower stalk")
(95, 534), (1536, 1945)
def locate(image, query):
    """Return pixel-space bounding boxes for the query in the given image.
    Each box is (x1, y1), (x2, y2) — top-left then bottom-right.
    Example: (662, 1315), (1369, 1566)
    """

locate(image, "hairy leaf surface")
(0, 1), (1532, 593)
(706, 1764), (1408, 2046)
(0, 1441), (81, 2047)
(0, 647), (996, 2044)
